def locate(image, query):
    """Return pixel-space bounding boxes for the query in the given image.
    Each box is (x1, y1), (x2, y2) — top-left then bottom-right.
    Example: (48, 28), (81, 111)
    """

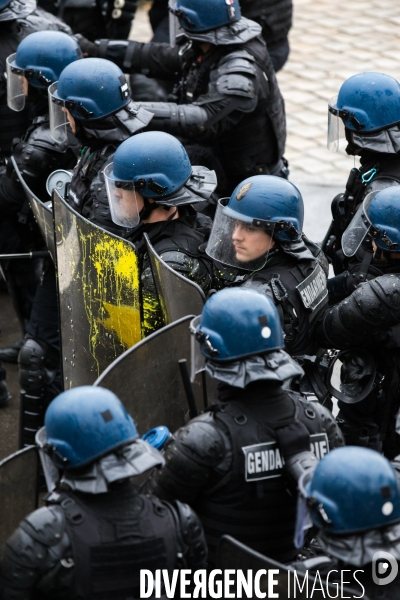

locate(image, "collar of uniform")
(317, 523), (400, 567)
(217, 380), (296, 421)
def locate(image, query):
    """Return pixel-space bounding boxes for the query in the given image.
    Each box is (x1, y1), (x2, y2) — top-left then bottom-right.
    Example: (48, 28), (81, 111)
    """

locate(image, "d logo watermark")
(372, 551), (398, 586)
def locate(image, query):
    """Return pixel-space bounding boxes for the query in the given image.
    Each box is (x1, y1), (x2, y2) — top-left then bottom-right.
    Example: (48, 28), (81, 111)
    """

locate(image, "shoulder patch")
(236, 182), (252, 200)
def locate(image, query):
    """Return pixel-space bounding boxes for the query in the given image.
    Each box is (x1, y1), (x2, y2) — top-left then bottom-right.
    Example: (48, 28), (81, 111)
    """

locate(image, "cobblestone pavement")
(131, 0), (400, 187)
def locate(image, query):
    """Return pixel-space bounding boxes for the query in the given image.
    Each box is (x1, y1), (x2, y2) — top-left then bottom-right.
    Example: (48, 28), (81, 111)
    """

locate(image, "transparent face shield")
(341, 191), (378, 257)
(327, 95), (346, 152)
(169, 0), (179, 47)
(35, 426), (61, 493)
(6, 54), (28, 112)
(206, 198), (276, 271)
(190, 315), (206, 382)
(168, 0), (186, 47)
(104, 163), (140, 228)
(48, 82), (70, 143)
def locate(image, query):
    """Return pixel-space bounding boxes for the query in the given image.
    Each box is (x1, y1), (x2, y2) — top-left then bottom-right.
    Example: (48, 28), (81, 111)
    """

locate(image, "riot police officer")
(0, 0), (71, 160)
(0, 386), (207, 597)
(293, 446), (400, 599)
(2, 31), (82, 214)
(206, 175), (329, 357)
(0, 0), (72, 384)
(140, 0), (292, 72)
(77, 0), (288, 198)
(316, 199), (400, 455)
(103, 130), (216, 334)
(324, 72), (400, 281)
(1, 31), (82, 444)
(146, 288), (344, 565)
(49, 57), (153, 235)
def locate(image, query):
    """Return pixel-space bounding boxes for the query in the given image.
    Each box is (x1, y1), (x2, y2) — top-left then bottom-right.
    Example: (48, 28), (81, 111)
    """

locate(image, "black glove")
(75, 34), (99, 57)
(275, 420), (311, 460)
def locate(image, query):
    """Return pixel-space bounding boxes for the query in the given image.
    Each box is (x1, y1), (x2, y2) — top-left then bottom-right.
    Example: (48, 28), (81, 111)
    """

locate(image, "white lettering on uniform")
(248, 453), (254, 474)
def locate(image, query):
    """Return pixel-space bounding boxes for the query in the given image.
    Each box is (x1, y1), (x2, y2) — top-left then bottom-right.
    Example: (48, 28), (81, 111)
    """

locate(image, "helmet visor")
(35, 426), (60, 493)
(206, 198), (276, 271)
(328, 95), (346, 152)
(104, 162), (140, 228)
(48, 82), (69, 143)
(6, 54), (28, 112)
(169, 0), (179, 47)
(341, 191), (377, 257)
(190, 315), (206, 382)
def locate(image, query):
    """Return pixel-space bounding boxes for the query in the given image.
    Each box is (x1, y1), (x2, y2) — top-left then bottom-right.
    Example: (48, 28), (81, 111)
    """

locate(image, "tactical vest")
(130, 210), (212, 336)
(178, 36), (286, 176)
(13, 117), (80, 199)
(134, 211), (212, 262)
(241, 259), (328, 356)
(193, 394), (330, 565)
(49, 484), (179, 600)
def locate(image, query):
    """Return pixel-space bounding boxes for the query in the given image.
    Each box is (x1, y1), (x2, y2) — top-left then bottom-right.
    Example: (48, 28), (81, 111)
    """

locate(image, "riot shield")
(0, 446), (38, 554)
(53, 190), (142, 388)
(144, 233), (205, 324)
(94, 315), (216, 434)
(11, 156), (56, 261)
(217, 535), (369, 600)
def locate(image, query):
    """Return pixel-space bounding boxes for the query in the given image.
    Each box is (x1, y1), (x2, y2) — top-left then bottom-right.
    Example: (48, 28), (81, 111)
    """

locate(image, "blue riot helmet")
(170, 0), (241, 33)
(328, 72), (400, 153)
(36, 386), (164, 493)
(48, 58), (131, 143)
(169, 0), (260, 46)
(303, 447), (400, 534)
(342, 187), (400, 258)
(6, 31), (82, 112)
(43, 386), (139, 469)
(206, 175), (304, 270)
(104, 131), (217, 227)
(190, 288), (304, 387)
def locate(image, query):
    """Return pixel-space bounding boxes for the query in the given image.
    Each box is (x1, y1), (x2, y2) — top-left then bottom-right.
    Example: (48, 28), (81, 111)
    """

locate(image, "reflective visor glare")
(327, 95), (345, 152)
(104, 163), (140, 228)
(35, 427), (60, 492)
(6, 54), (27, 112)
(206, 199), (275, 271)
(189, 315), (205, 382)
(169, 0), (178, 47)
(48, 82), (68, 143)
(341, 191), (377, 257)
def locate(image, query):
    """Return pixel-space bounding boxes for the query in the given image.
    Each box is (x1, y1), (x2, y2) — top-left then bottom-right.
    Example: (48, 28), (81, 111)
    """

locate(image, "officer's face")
(20, 75), (28, 97)
(114, 188), (144, 219)
(232, 221), (275, 262)
(62, 108), (76, 135)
